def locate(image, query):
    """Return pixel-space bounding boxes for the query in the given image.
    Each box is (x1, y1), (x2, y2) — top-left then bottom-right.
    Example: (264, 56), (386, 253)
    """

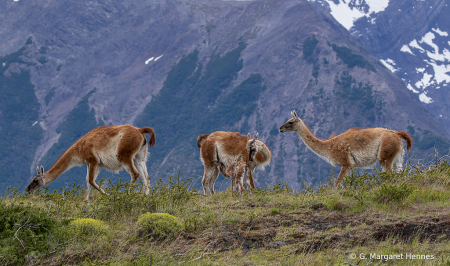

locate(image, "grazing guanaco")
(26, 125), (156, 200)
(279, 111), (412, 185)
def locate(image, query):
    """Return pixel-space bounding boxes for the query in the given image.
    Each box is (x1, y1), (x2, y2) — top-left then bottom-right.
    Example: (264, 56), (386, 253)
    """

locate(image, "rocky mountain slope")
(314, 0), (450, 136)
(0, 0), (449, 192)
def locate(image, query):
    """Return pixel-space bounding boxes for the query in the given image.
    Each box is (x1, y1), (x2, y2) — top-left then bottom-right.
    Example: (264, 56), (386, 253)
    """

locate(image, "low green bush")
(136, 212), (183, 238)
(269, 208), (280, 215)
(373, 182), (414, 204)
(0, 200), (60, 265)
(325, 196), (347, 211)
(68, 218), (108, 238)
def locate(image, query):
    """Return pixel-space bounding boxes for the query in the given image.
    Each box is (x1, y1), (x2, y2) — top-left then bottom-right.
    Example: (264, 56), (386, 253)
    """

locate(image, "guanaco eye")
(33, 180), (38, 183)
(288, 122), (293, 124)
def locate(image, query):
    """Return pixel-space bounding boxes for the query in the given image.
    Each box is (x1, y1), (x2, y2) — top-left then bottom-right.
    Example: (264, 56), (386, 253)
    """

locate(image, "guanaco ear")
(255, 133), (258, 140)
(292, 110), (298, 118)
(40, 166), (44, 175)
(36, 166), (40, 175)
(247, 133), (251, 141)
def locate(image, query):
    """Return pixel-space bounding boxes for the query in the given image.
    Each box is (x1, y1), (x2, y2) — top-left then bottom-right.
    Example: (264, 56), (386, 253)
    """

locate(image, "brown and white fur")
(219, 134), (259, 196)
(197, 131), (272, 195)
(26, 125), (156, 200)
(279, 111), (412, 186)
(219, 160), (248, 196)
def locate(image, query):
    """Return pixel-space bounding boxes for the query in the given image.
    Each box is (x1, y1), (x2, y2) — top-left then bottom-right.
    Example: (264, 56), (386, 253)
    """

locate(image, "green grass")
(2, 160), (450, 265)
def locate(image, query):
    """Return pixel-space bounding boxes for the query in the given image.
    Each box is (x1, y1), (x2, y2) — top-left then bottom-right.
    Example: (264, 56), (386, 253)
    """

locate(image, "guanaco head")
(279, 110), (301, 133)
(26, 166), (45, 194)
(246, 133), (258, 162)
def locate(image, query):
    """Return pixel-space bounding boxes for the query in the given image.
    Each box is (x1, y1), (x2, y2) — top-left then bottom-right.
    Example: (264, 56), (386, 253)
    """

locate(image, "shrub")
(269, 208), (280, 215)
(183, 212), (201, 232)
(374, 182), (414, 204)
(68, 218), (108, 238)
(0, 200), (60, 265)
(258, 196), (272, 202)
(136, 212), (183, 238)
(325, 197), (347, 211)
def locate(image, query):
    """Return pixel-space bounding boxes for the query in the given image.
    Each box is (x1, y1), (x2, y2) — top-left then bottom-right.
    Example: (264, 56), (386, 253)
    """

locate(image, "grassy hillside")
(1, 158), (450, 265)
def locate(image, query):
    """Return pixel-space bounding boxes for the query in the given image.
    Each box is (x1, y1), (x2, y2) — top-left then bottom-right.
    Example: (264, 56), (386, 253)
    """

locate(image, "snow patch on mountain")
(407, 83), (419, 93)
(401, 45), (414, 55)
(325, 0), (390, 30)
(380, 58), (399, 73)
(419, 92), (433, 104)
(426, 60), (450, 84)
(145, 55), (163, 64)
(432, 28), (448, 37)
(409, 39), (425, 53)
(418, 32), (450, 62)
(416, 68), (425, 73)
(415, 72), (434, 89)
(399, 28), (450, 102)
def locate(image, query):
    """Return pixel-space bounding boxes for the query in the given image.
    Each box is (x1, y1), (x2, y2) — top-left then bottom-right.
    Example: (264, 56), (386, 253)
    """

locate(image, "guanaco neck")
(295, 120), (329, 156)
(43, 148), (79, 185)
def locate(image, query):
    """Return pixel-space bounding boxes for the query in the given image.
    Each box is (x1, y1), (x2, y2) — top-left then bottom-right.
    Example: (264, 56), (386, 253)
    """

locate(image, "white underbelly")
(216, 143), (241, 166)
(350, 150), (379, 168)
(94, 132), (124, 172)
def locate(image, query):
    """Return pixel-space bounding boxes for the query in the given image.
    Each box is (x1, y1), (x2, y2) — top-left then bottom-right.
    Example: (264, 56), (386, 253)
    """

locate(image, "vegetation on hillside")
(0, 39), (43, 190)
(334, 71), (380, 126)
(1, 158), (450, 265)
(45, 87), (56, 106)
(303, 35), (320, 79)
(332, 43), (376, 72)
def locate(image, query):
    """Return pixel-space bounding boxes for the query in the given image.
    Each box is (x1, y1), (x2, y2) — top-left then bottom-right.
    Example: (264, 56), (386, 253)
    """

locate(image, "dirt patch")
(183, 209), (450, 255)
(311, 203), (325, 210)
(204, 224), (278, 252)
(373, 215), (450, 243)
(295, 235), (343, 254)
